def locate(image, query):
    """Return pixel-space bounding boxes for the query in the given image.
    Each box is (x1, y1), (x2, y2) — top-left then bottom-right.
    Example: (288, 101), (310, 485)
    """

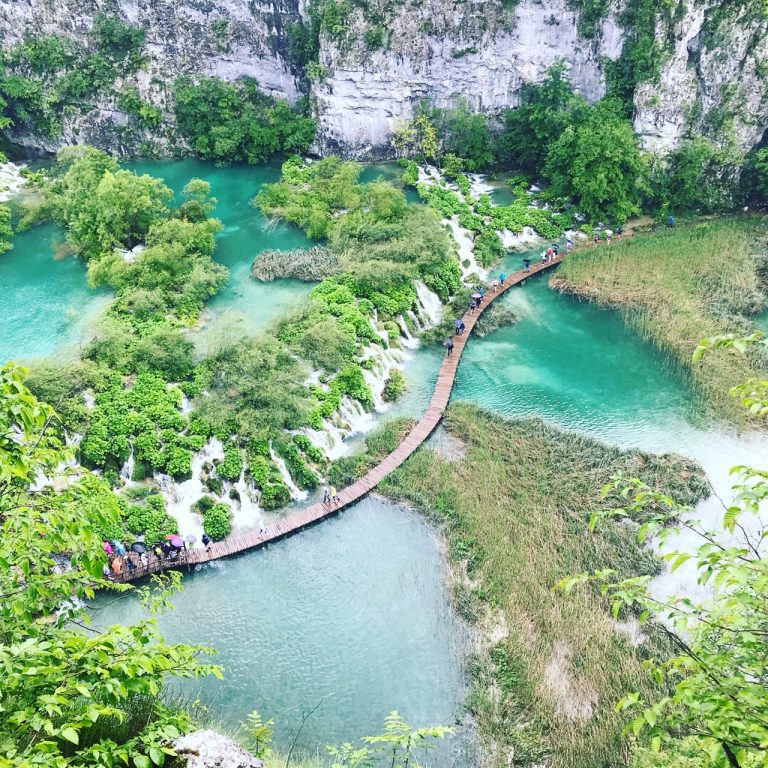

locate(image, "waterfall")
(119, 442), (135, 483)
(396, 315), (419, 349)
(414, 281), (443, 327)
(82, 391), (95, 409)
(468, 173), (494, 197)
(269, 447), (308, 502)
(231, 468), (265, 530)
(407, 309), (424, 332)
(360, 343), (406, 413)
(180, 396), (192, 415)
(154, 437), (225, 540)
(445, 218), (487, 281)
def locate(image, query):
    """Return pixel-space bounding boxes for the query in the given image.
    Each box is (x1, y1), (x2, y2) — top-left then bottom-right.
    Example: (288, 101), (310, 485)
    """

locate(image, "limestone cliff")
(0, 0), (765, 158)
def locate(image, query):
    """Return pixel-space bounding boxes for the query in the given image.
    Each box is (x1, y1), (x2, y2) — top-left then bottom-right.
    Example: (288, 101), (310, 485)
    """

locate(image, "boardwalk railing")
(114, 257), (561, 582)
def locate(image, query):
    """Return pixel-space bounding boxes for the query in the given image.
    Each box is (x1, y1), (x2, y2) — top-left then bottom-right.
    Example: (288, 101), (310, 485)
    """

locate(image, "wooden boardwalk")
(115, 257), (561, 583)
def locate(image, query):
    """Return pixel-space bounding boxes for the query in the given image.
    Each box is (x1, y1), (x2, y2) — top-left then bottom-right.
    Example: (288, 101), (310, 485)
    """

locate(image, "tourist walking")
(616, 225), (623, 240)
(202, 533), (211, 552)
(330, 485), (339, 505)
(499, 272), (507, 285)
(566, 238), (574, 253)
(492, 278), (499, 292)
(322, 485), (331, 505)
(524, 257), (531, 272)
(445, 338), (454, 356)
(454, 319), (465, 335)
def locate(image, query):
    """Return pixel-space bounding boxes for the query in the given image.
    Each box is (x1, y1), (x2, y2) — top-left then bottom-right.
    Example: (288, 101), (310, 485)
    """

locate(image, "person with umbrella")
(454, 318), (465, 336)
(185, 534), (197, 552)
(471, 291), (482, 308)
(443, 337), (455, 356)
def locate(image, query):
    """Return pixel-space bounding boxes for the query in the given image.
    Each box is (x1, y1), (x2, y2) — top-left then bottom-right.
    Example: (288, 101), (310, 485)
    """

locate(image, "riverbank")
(552, 217), (768, 424)
(376, 402), (708, 768)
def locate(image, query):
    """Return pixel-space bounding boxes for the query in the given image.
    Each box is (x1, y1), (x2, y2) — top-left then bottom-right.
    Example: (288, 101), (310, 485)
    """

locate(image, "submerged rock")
(174, 730), (263, 768)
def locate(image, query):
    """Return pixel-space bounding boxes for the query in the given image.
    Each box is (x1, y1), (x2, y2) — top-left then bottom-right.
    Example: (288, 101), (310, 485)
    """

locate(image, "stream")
(2, 159), (767, 759)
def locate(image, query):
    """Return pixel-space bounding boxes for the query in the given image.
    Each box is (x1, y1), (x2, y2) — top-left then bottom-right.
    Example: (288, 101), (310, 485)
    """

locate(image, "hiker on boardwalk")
(492, 278), (499, 292)
(322, 485), (331, 505)
(454, 318), (465, 335)
(499, 272), (507, 286)
(202, 533), (212, 552)
(524, 257), (531, 272)
(616, 225), (623, 240)
(566, 238), (574, 253)
(444, 338), (455, 356)
(330, 485), (339, 505)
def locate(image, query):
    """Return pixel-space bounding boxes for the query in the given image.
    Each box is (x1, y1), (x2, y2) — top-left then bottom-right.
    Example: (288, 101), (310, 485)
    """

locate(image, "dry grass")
(554, 216), (768, 424)
(381, 403), (708, 768)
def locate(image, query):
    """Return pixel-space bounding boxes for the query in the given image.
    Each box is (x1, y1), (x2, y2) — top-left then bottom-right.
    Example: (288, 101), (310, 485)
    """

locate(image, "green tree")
(544, 99), (643, 222)
(497, 62), (586, 174)
(662, 138), (742, 214)
(0, 363), (220, 768)
(0, 203), (12, 255)
(561, 333), (768, 768)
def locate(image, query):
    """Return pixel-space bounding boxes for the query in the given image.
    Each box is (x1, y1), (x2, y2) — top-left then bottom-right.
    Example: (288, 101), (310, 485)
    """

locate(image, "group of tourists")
(102, 533), (214, 578)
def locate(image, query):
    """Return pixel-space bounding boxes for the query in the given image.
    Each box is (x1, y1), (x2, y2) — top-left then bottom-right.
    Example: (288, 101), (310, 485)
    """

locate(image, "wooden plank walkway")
(114, 256), (562, 583)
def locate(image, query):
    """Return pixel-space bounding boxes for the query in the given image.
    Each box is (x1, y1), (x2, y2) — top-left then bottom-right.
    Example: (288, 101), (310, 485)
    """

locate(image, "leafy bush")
(203, 503), (232, 540)
(122, 493), (178, 545)
(216, 446), (244, 482)
(661, 138), (742, 214)
(174, 76), (315, 165)
(382, 369), (406, 402)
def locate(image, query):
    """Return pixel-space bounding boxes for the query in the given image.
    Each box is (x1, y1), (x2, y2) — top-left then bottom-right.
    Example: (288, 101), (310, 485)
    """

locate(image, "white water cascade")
(269, 447), (309, 502)
(154, 437), (224, 541)
(230, 467), (265, 530)
(396, 315), (418, 349)
(414, 281), (443, 326)
(119, 442), (135, 483)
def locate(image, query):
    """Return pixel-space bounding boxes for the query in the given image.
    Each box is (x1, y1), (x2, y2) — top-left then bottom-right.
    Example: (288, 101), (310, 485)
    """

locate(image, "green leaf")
(61, 727), (79, 745)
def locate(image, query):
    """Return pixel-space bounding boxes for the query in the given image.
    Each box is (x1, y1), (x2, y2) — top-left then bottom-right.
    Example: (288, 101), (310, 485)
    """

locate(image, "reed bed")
(381, 403), (708, 768)
(553, 217), (768, 424)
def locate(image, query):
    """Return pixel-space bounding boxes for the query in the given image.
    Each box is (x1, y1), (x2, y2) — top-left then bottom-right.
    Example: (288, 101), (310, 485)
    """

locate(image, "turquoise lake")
(3, 159), (767, 760)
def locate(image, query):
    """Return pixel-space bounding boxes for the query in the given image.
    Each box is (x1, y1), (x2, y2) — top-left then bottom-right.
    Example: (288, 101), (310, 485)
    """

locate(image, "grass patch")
(380, 402), (708, 768)
(553, 217), (768, 424)
(472, 301), (518, 338)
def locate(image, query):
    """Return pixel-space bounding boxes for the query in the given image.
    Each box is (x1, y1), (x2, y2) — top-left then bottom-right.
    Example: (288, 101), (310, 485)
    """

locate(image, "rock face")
(633, 0), (768, 154)
(0, 0), (765, 157)
(174, 729), (264, 768)
(312, 0), (625, 157)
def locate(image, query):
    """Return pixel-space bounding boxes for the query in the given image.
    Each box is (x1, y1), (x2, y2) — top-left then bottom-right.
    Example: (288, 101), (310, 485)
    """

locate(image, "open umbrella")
(442, 338), (454, 347)
(471, 292), (482, 299)
(170, 535), (184, 548)
(186, 534), (197, 544)
(131, 542), (147, 554)
(165, 534), (175, 540)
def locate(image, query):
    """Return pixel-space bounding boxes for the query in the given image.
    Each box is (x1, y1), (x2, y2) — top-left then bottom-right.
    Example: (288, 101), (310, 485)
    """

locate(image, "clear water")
(5, 160), (767, 758)
(126, 159), (315, 337)
(0, 222), (112, 364)
(91, 497), (473, 762)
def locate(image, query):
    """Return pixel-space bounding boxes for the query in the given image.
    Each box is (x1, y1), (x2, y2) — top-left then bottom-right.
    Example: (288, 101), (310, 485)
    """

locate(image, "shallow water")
(0, 222), (112, 364)
(91, 497), (473, 763)
(126, 159), (315, 336)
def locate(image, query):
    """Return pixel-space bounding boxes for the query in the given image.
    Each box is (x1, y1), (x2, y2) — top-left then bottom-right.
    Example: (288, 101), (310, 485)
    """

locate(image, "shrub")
(203, 503), (232, 540)
(174, 76), (315, 165)
(382, 369), (406, 402)
(192, 496), (215, 516)
(216, 446), (244, 482)
(123, 494), (178, 545)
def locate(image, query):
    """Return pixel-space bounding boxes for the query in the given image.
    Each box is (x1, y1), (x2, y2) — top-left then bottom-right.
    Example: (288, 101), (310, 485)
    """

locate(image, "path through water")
(91, 497), (473, 763)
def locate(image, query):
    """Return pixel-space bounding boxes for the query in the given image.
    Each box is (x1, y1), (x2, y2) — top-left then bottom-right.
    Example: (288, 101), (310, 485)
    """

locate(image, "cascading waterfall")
(154, 437), (224, 540)
(396, 315), (418, 348)
(119, 441), (135, 483)
(269, 446), (309, 502)
(229, 467), (265, 530)
(414, 281), (443, 326)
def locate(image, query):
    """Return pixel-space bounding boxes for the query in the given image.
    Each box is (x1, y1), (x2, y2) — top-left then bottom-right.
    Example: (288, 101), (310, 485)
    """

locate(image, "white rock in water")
(174, 730), (263, 768)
